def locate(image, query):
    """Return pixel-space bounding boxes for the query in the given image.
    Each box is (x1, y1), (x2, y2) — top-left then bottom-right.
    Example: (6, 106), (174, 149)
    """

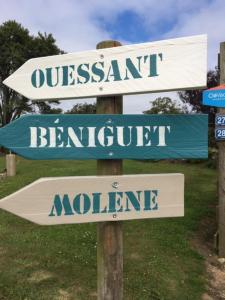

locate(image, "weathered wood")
(218, 42), (225, 257)
(6, 154), (16, 177)
(97, 40), (123, 300)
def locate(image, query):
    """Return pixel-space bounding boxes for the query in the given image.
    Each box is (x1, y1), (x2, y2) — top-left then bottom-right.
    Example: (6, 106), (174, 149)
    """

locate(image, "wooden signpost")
(202, 42), (225, 257)
(0, 174), (184, 225)
(218, 42), (225, 257)
(3, 35), (207, 101)
(0, 114), (208, 160)
(0, 35), (208, 299)
(96, 40), (124, 300)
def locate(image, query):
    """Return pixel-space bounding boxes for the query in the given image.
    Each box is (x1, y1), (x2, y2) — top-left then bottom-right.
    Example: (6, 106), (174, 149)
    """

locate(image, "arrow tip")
(3, 75), (15, 91)
(3, 75), (30, 99)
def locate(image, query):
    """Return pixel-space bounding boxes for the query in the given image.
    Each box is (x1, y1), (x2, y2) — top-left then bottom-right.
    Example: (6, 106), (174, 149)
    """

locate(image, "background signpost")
(0, 174), (184, 225)
(0, 114), (208, 160)
(218, 42), (225, 257)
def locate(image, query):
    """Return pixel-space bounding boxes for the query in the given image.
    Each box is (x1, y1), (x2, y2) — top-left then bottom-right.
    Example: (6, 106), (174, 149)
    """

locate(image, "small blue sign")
(215, 115), (225, 126)
(203, 89), (225, 107)
(215, 128), (225, 140)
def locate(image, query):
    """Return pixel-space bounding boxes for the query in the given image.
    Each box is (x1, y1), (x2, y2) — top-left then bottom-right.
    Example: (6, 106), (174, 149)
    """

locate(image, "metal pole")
(96, 40), (123, 300)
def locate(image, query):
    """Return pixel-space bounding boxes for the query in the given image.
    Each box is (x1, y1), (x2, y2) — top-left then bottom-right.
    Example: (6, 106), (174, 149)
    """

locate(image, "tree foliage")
(0, 20), (63, 126)
(143, 97), (187, 115)
(178, 69), (219, 123)
(66, 103), (96, 114)
(178, 69), (219, 148)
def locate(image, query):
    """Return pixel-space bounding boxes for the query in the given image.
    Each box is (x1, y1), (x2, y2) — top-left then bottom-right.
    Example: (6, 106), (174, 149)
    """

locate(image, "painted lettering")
(49, 189), (159, 217)
(31, 53), (164, 88)
(29, 123), (171, 148)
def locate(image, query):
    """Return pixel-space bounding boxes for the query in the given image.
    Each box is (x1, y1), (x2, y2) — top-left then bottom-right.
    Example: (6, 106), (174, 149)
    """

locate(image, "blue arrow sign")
(0, 114), (208, 160)
(203, 86), (225, 107)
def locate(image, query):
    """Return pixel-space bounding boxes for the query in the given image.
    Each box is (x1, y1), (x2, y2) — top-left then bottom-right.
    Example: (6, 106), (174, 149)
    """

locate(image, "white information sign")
(0, 174), (184, 225)
(3, 35), (207, 100)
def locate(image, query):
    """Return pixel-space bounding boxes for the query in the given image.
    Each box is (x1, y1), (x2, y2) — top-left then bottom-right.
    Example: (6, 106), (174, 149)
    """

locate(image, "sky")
(0, 0), (224, 113)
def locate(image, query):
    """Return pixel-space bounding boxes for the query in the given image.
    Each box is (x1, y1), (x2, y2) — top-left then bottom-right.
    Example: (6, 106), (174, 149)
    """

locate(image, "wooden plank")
(3, 35), (207, 100)
(96, 39), (123, 299)
(0, 174), (184, 225)
(0, 114), (208, 160)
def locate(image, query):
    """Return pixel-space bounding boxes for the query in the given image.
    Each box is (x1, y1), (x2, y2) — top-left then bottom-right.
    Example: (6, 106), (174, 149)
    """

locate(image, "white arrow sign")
(3, 35), (207, 100)
(0, 174), (184, 225)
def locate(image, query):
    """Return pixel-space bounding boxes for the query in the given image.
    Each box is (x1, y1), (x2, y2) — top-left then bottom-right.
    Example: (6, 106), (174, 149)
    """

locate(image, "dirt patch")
(28, 270), (53, 283)
(89, 291), (97, 298)
(54, 289), (72, 300)
(191, 215), (225, 299)
(0, 247), (6, 255)
(130, 252), (141, 260)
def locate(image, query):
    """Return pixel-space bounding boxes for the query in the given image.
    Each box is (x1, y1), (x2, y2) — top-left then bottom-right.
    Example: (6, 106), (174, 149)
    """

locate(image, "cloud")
(0, 0), (110, 52)
(1, 0), (223, 113)
(163, 0), (225, 69)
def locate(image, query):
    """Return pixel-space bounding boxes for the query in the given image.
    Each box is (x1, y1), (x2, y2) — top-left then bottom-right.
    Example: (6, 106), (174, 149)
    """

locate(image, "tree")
(178, 69), (219, 122)
(0, 20), (63, 127)
(178, 69), (219, 148)
(66, 103), (96, 114)
(143, 97), (187, 114)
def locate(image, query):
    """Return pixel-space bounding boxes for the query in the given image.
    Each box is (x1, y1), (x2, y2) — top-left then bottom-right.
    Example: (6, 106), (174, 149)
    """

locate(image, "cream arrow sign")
(0, 174), (184, 225)
(3, 35), (207, 100)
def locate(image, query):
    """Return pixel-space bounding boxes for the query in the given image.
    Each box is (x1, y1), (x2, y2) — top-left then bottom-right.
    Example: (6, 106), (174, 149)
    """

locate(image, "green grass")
(0, 157), (217, 299)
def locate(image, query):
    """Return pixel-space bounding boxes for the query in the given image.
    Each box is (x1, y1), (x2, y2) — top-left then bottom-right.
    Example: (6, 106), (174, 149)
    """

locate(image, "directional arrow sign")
(203, 85), (225, 107)
(0, 114), (208, 160)
(3, 35), (207, 100)
(0, 174), (184, 225)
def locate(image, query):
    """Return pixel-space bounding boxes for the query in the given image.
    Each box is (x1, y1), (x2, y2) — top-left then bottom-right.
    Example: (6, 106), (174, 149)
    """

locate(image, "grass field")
(0, 157), (217, 300)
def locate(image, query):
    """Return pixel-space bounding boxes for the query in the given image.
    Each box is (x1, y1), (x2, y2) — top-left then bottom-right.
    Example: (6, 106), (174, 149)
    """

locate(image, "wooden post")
(218, 42), (225, 257)
(6, 154), (16, 177)
(96, 40), (123, 300)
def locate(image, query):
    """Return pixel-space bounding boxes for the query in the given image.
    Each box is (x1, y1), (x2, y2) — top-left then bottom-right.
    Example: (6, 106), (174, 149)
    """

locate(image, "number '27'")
(215, 115), (225, 125)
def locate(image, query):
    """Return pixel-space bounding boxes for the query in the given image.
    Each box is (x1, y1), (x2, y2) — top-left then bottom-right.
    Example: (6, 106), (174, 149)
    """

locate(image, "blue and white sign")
(215, 115), (225, 126)
(203, 86), (225, 107)
(0, 114), (208, 160)
(215, 128), (225, 140)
